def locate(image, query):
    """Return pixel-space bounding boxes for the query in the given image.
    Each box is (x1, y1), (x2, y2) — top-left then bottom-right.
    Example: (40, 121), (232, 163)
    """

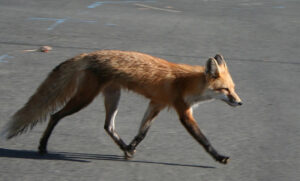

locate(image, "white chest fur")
(184, 90), (215, 106)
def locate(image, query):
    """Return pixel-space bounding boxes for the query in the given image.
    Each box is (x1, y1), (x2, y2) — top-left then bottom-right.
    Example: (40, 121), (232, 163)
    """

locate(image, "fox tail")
(2, 59), (84, 139)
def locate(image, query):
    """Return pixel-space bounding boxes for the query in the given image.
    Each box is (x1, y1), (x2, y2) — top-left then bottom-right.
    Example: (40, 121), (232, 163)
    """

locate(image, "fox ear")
(215, 54), (227, 64)
(214, 54), (227, 68)
(205, 57), (220, 78)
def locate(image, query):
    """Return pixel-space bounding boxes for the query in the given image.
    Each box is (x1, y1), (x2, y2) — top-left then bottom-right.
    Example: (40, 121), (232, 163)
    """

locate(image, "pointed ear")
(214, 54), (227, 68)
(214, 54), (225, 65)
(205, 57), (220, 78)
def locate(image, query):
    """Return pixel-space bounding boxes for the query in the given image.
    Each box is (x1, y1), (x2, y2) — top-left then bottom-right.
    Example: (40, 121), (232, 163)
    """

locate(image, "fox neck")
(179, 71), (213, 106)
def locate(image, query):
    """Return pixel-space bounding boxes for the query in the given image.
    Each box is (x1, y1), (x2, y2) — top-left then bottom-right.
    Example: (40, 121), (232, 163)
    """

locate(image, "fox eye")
(217, 88), (229, 92)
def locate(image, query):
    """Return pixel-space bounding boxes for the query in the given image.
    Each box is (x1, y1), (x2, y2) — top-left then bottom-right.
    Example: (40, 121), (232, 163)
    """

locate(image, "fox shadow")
(0, 148), (215, 169)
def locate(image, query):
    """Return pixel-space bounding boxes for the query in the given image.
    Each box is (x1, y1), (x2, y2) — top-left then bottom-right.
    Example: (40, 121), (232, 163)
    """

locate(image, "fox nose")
(237, 102), (243, 106)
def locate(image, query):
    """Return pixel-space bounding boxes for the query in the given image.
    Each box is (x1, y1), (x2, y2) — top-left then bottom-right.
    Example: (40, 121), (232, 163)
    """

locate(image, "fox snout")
(210, 88), (242, 107)
(226, 93), (243, 107)
(205, 88), (243, 107)
(227, 101), (243, 107)
(228, 98), (243, 106)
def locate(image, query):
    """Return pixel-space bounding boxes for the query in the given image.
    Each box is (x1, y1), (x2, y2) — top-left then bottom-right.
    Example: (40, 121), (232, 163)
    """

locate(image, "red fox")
(2, 50), (242, 164)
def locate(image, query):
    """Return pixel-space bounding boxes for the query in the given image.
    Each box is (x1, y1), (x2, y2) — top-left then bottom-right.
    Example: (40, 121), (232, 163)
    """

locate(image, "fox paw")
(38, 147), (48, 155)
(124, 146), (136, 160)
(216, 155), (230, 164)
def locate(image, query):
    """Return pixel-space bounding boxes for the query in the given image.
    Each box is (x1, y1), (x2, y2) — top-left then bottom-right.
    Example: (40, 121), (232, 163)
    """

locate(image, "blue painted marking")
(0, 54), (13, 63)
(28, 17), (97, 30)
(105, 23), (117, 26)
(28, 17), (66, 30)
(87, 1), (155, 8)
(47, 19), (66, 30)
(88, 2), (103, 8)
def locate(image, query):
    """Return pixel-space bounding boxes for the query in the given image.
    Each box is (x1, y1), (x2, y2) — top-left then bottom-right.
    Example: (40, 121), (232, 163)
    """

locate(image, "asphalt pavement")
(0, 0), (299, 181)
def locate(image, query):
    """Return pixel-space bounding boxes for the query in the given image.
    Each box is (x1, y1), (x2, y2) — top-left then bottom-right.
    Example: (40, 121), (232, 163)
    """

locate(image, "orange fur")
(2, 50), (242, 164)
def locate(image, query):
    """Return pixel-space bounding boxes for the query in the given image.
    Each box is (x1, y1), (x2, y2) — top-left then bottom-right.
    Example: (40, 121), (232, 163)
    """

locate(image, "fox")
(2, 50), (242, 164)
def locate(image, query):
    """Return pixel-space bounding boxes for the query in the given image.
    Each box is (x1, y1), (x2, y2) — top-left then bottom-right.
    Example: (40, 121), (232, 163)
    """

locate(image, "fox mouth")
(212, 93), (243, 107)
(225, 100), (243, 107)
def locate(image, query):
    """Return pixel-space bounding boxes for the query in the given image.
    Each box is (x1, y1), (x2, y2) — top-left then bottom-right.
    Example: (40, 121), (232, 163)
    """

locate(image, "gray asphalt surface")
(0, 0), (299, 180)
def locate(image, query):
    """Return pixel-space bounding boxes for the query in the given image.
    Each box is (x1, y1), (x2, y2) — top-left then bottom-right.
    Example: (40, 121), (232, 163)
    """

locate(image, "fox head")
(205, 54), (242, 107)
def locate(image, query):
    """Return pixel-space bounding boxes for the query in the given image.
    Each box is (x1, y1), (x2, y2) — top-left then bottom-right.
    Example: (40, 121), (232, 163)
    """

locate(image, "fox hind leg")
(39, 71), (103, 154)
(125, 102), (164, 159)
(103, 85), (128, 154)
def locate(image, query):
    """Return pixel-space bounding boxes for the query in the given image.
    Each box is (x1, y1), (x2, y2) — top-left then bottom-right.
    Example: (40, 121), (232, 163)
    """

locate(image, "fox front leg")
(175, 102), (229, 164)
(124, 102), (164, 159)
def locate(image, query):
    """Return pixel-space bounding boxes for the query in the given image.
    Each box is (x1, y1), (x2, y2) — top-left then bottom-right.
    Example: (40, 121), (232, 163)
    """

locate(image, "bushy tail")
(2, 59), (83, 139)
